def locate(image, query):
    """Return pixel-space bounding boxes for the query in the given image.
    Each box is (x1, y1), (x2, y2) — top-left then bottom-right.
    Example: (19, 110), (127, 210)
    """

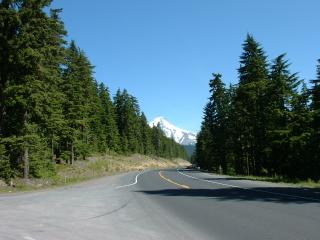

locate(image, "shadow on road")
(136, 187), (320, 204)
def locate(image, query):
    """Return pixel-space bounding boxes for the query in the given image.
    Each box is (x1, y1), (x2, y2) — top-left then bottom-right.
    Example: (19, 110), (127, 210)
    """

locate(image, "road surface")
(0, 168), (320, 240)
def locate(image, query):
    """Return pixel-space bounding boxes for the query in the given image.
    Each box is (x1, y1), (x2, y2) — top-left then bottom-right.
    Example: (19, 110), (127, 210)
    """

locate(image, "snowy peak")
(149, 117), (196, 145)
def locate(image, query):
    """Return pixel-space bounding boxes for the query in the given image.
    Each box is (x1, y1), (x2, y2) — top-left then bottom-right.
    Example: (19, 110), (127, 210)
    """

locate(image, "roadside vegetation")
(0, 0), (188, 187)
(0, 153), (189, 193)
(203, 172), (320, 188)
(195, 34), (320, 184)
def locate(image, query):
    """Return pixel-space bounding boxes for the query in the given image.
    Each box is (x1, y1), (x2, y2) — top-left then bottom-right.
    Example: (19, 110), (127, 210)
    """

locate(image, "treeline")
(195, 34), (320, 181)
(0, 0), (187, 181)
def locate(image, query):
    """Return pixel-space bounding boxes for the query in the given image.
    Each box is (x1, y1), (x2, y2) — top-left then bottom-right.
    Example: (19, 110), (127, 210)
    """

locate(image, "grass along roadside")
(203, 171), (320, 188)
(0, 154), (189, 193)
(233, 174), (320, 188)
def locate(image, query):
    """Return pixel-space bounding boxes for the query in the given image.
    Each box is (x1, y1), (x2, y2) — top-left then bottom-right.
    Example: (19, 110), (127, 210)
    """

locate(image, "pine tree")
(139, 112), (152, 155)
(208, 73), (230, 172)
(0, 0), (20, 138)
(0, 142), (11, 183)
(195, 123), (213, 170)
(308, 59), (320, 179)
(126, 95), (141, 153)
(195, 35), (320, 180)
(97, 83), (120, 153)
(285, 83), (312, 178)
(310, 59), (320, 131)
(265, 54), (300, 176)
(62, 41), (98, 163)
(1, 0), (67, 178)
(195, 74), (230, 172)
(151, 124), (162, 156)
(114, 89), (141, 153)
(0, 0), (188, 182)
(233, 34), (269, 175)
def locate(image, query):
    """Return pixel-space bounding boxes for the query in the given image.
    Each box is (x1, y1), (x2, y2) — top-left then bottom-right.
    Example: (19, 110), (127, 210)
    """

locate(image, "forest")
(195, 34), (320, 181)
(0, 0), (187, 182)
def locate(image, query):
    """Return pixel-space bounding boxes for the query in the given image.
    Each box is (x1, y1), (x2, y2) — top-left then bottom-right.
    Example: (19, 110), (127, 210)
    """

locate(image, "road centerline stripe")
(159, 171), (190, 189)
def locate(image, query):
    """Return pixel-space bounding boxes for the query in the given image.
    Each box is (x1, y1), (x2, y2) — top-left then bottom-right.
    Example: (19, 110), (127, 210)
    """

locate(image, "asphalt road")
(1, 169), (320, 240)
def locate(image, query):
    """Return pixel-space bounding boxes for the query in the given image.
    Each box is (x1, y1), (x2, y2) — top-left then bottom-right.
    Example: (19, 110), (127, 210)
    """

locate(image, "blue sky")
(51, 0), (320, 133)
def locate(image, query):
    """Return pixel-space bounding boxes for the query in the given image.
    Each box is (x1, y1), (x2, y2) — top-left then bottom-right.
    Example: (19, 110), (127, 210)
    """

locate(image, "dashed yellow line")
(159, 171), (190, 189)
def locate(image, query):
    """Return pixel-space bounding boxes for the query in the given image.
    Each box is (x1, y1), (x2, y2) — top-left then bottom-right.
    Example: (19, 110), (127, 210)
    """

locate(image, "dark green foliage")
(61, 41), (100, 162)
(97, 83), (120, 153)
(0, 0), (66, 178)
(0, 142), (12, 182)
(183, 145), (195, 157)
(196, 74), (230, 172)
(234, 34), (269, 175)
(195, 34), (320, 181)
(114, 89), (137, 153)
(113, 90), (187, 158)
(0, 0), (187, 180)
(265, 54), (304, 178)
(308, 61), (320, 179)
(139, 112), (153, 155)
(150, 124), (187, 159)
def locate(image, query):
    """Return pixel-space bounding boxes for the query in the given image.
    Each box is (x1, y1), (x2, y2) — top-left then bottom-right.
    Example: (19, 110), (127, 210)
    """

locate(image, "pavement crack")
(85, 202), (129, 220)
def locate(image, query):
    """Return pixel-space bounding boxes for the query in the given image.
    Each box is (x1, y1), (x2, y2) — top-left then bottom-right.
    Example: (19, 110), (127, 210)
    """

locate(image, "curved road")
(1, 169), (320, 240)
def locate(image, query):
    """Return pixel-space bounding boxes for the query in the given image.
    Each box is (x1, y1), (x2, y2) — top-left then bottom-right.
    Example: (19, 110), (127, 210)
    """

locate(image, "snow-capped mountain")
(149, 117), (197, 145)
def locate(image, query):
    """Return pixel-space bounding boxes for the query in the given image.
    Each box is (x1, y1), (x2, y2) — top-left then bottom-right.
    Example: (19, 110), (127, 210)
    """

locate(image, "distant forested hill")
(183, 145), (195, 158)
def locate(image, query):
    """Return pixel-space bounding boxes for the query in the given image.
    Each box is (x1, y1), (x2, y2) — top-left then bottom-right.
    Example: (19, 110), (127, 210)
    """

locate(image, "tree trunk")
(23, 110), (29, 179)
(0, 94), (6, 137)
(23, 146), (29, 179)
(246, 152), (250, 176)
(0, 72), (7, 136)
(70, 142), (74, 165)
(51, 136), (55, 162)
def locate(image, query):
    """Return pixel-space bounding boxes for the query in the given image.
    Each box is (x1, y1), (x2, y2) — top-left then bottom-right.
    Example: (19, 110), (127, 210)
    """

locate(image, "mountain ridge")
(149, 117), (197, 146)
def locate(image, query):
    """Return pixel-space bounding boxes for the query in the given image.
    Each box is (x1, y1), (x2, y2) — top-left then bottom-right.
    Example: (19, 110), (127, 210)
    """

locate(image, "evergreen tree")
(195, 123), (213, 170)
(195, 73), (230, 172)
(208, 73), (230, 172)
(265, 54), (300, 176)
(0, 142), (11, 183)
(62, 41), (98, 163)
(0, 0), (20, 138)
(308, 60), (320, 179)
(114, 89), (142, 153)
(1, 0), (66, 178)
(0, 0), (188, 182)
(195, 35), (319, 180)
(97, 83), (120, 153)
(233, 34), (269, 175)
(285, 83), (312, 178)
(310, 59), (320, 109)
(151, 124), (162, 156)
(139, 112), (152, 155)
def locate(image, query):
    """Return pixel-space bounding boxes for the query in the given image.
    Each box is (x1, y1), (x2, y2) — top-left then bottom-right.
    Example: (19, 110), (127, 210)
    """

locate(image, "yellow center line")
(159, 171), (190, 189)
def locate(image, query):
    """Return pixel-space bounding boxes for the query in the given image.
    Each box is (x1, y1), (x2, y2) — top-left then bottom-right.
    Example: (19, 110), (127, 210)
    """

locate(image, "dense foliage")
(195, 34), (320, 181)
(0, 0), (187, 181)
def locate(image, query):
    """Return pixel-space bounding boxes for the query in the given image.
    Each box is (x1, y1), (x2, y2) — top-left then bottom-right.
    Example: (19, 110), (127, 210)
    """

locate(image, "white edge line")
(115, 171), (144, 189)
(177, 169), (320, 202)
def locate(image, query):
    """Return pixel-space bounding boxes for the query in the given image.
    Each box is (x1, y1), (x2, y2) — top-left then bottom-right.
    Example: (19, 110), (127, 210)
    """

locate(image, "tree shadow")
(136, 187), (320, 204)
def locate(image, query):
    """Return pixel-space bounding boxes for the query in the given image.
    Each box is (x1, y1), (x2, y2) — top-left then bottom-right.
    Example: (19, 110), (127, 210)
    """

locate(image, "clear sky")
(51, 0), (320, 133)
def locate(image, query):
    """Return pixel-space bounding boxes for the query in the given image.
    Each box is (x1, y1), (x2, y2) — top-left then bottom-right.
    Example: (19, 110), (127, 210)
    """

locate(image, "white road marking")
(115, 171), (144, 189)
(177, 169), (320, 202)
(24, 236), (37, 240)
